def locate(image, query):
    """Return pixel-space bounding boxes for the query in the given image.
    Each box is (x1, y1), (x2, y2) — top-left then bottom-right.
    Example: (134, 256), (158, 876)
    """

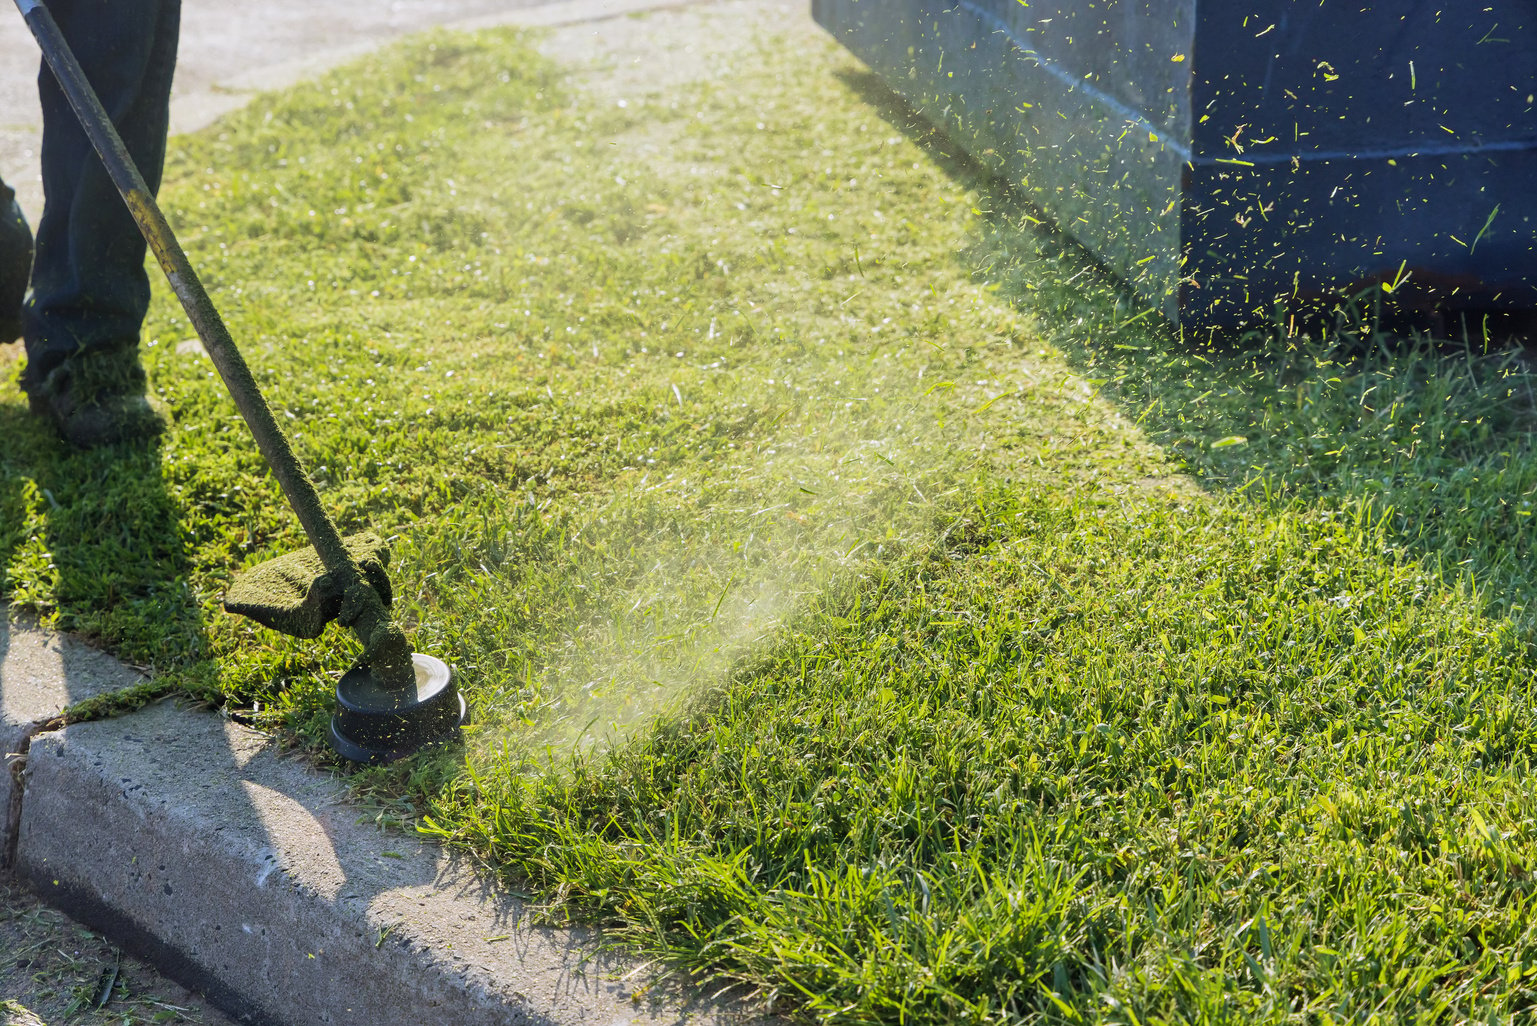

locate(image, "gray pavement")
(0, 0), (799, 1021)
(1, 0), (529, 222)
(0, 0), (701, 223)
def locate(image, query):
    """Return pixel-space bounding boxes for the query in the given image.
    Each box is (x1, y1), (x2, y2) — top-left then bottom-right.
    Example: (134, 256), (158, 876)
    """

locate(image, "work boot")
(24, 343), (169, 448)
(0, 190), (31, 344)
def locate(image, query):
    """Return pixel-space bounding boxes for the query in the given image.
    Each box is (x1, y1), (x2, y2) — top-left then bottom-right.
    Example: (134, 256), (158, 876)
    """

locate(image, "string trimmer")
(13, 0), (465, 763)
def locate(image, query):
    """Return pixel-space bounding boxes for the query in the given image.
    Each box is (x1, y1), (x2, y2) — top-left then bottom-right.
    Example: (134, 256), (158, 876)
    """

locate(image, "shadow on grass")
(0, 397), (208, 678)
(836, 65), (1537, 628)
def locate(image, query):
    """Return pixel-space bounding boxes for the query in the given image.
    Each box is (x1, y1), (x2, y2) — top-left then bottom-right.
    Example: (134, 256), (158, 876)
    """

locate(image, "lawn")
(4, 3), (1537, 1023)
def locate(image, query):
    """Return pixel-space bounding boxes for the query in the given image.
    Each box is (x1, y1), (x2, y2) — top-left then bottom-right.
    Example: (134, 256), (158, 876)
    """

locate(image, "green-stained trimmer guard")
(225, 531), (465, 764)
(225, 532), (394, 639)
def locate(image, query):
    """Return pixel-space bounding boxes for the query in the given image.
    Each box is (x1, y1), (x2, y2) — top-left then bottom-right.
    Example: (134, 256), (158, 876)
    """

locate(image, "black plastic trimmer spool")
(14, 0), (465, 762)
(330, 653), (464, 763)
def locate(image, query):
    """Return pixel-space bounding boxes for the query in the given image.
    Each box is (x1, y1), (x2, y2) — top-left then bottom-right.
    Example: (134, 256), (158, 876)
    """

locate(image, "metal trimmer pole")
(13, 0), (409, 686)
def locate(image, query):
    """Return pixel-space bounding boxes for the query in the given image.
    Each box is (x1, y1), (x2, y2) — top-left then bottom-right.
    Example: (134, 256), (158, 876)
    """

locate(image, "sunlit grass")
(4, 4), (1537, 1023)
(971, 219), (1537, 627)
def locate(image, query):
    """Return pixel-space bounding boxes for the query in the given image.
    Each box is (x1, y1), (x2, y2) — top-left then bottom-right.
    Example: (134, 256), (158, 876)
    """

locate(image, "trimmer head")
(230, 533), (462, 763)
(328, 652), (466, 764)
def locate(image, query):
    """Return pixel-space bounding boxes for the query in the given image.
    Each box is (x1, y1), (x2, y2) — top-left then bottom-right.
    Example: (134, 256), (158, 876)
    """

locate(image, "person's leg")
(21, 0), (180, 445)
(0, 177), (31, 345)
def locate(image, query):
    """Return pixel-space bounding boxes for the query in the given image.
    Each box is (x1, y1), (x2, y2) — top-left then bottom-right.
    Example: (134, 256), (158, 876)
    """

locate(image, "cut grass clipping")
(3, 6), (1537, 1024)
(0, 882), (222, 1026)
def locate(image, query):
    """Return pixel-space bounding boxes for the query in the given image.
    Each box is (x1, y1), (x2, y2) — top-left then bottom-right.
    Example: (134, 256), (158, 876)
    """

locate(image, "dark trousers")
(0, 0), (180, 387)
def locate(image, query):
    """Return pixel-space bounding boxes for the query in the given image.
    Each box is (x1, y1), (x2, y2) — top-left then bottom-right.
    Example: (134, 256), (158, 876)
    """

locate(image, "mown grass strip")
(4, 5), (1537, 1023)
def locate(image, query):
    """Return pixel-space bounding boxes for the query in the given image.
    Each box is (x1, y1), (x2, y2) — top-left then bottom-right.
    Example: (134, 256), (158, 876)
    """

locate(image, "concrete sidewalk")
(1, 0), (805, 1021)
(0, 0), (705, 224)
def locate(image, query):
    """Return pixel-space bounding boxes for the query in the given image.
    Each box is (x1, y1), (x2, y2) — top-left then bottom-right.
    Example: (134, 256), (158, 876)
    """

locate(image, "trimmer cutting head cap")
(329, 652), (466, 764)
(229, 534), (465, 763)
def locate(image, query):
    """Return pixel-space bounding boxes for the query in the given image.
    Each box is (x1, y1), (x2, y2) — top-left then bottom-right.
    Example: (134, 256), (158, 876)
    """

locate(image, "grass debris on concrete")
(5, 1), (1537, 1022)
(0, 883), (232, 1026)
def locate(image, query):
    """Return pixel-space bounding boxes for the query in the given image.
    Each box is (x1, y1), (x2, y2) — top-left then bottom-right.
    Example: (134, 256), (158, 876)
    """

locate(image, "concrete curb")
(1, 618), (146, 864)
(9, 697), (757, 1025)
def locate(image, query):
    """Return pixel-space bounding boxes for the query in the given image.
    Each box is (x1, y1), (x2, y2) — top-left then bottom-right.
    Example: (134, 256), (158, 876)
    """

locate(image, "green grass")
(5, 6), (1537, 1023)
